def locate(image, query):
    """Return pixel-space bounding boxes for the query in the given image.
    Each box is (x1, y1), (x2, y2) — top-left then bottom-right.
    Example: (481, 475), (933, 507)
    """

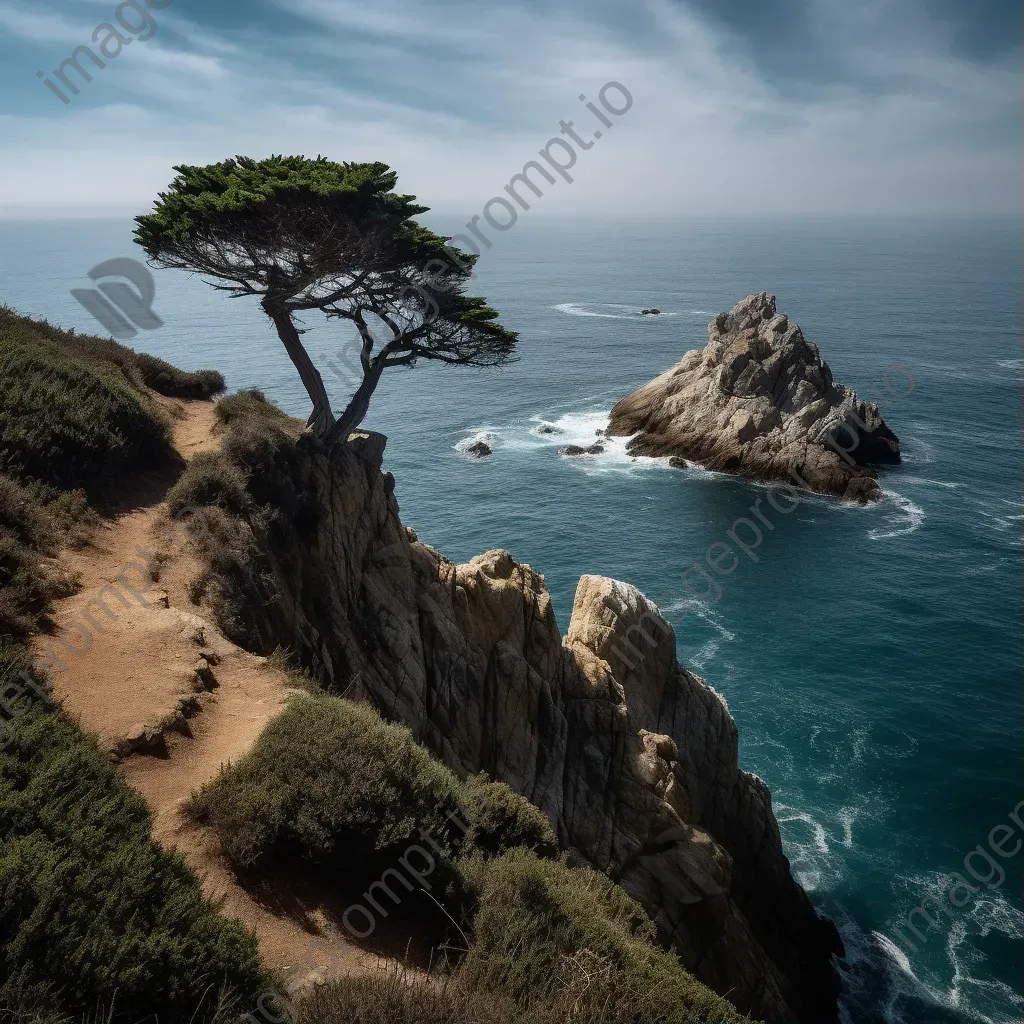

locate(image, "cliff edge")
(216, 429), (843, 1022)
(607, 293), (900, 501)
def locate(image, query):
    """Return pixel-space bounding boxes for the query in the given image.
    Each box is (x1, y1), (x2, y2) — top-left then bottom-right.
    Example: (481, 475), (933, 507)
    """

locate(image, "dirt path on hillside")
(34, 397), (380, 994)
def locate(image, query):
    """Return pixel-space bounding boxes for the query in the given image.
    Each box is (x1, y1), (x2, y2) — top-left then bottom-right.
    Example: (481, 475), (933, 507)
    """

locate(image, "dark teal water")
(2, 216), (1020, 1023)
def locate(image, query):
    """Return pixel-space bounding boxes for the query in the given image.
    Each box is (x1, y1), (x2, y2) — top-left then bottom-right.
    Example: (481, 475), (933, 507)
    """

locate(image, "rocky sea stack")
(608, 293), (900, 501)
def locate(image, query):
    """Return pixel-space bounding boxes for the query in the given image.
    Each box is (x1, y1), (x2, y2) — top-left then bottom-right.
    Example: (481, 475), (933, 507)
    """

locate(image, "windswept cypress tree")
(135, 156), (517, 441)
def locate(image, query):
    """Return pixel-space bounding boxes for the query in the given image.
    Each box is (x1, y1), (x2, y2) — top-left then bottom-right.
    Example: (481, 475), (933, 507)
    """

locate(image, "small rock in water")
(536, 423), (561, 435)
(560, 443), (605, 456)
(466, 440), (492, 458)
(638, 308), (662, 316)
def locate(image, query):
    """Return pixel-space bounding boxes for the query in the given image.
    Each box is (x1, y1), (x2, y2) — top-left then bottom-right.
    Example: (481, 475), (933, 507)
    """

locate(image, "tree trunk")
(325, 359), (385, 446)
(262, 298), (335, 437)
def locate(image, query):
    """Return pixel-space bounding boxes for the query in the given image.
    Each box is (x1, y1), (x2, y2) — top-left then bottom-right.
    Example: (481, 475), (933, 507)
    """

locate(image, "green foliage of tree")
(135, 156), (517, 441)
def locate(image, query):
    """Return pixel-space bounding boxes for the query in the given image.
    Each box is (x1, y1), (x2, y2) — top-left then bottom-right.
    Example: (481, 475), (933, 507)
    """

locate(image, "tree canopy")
(134, 156), (517, 441)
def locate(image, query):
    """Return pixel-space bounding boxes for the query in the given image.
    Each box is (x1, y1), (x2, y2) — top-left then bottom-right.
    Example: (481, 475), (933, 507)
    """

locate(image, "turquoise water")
(2, 216), (1020, 1023)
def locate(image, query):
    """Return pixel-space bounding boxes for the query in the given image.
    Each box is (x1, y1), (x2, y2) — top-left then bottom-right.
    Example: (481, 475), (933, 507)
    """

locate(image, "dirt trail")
(35, 397), (379, 993)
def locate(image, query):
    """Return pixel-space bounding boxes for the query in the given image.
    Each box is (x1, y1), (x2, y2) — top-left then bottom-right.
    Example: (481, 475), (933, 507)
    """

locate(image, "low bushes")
(166, 451), (249, 516)
(459, 774), (559, 860)
(190, 696), (745, 1024)
(0, 703), (269, 1022)
(131, 351), (225, 399)
(0, 306), (227, 489)
(0, 304), (275, 1023)
(302, 958), (745, 1024)
(170, 389), (303, 647)
(458, 850), (744, 1023)
(214, 388), (294, 429)
(0, 327), (170, 489)
(0, 306), (225, 400)
(186, 695), (555, 870)
(0, 475), (79, 640)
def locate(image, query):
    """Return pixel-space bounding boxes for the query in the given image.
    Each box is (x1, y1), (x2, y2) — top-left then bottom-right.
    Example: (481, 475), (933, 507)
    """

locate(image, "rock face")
(239, 432), (843, 1023)
(608, 293), (900, 502)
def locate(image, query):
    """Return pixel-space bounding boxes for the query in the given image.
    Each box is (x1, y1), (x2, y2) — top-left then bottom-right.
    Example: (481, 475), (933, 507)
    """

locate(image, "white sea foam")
(552, 301), (691, 320)
(835, 807), (862, 849)
(773, 804), (834, 891)
(832, 883), (1024, 1024)
(900, 435), (937, 465)
(662, 597), (736, 642)
(973, 496), (1024, 543)
(453, 429), (497, 456)
(996, 358), (1022, 370)
(531, 408), (679, 476)
(862, 870), (1024, 1024)
(900, 476), (961, 489)
(868, 490), (925, 540)
(688, 638), (721, 669)
(456, 406), (687, 477)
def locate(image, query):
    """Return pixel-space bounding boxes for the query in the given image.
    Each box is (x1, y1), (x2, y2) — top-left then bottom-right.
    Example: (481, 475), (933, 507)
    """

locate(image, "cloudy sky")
(0, 0), (1019, 218)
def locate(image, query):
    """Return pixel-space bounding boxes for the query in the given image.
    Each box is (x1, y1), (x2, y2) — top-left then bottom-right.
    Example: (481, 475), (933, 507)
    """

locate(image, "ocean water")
(2, 216), (1020, 1023)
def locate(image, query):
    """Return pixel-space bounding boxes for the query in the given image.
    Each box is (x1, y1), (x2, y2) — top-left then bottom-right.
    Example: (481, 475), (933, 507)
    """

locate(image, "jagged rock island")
(608, 293), (900, 501)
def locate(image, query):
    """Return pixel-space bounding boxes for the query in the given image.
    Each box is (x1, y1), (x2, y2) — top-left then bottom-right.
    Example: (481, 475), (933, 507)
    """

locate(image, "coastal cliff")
(218, 428), (843, 1022)
(608, 293), (900, 501)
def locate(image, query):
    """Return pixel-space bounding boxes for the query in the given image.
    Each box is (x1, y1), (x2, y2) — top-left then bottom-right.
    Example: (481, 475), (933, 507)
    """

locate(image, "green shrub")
(456, 849), (745, 1023)
(187, 699), (745, 1024)
(461, 774), (558, 859)
(0, 318), (171, 489)
(166, 451), (248, 516)
(0, 306), (225, 400)
(299, 964), (557, 1024)
(186, 695), (464, 869)
(19, 482), (97, 547)
(0, 476), (78, 640)
(178, 505), (276, 650)
(0, 705), (269, 1023)
(186, 696), (558, 872)
(131, 352), (225, 399)
(301, 960), (746, 1024)
(215, 389), (294, 428)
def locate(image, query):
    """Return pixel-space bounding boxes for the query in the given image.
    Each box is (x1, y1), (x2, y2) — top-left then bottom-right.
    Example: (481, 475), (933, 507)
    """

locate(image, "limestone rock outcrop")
(608, 293), (900, 502)
(234, 432), (843, 1022)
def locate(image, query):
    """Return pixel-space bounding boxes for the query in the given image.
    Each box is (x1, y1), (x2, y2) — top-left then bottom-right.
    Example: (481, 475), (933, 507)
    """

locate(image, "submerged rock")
(639, 307), (662, 315)
(608, 293), (899, 502)
(560, 442), (605, 456)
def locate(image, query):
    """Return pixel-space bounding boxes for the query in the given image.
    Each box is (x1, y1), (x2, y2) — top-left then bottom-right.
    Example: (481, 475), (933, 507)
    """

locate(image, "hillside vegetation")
(0, 308), (266, 1023)
(0, 306), (223, 490)
(189, 694), (747, 1024)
